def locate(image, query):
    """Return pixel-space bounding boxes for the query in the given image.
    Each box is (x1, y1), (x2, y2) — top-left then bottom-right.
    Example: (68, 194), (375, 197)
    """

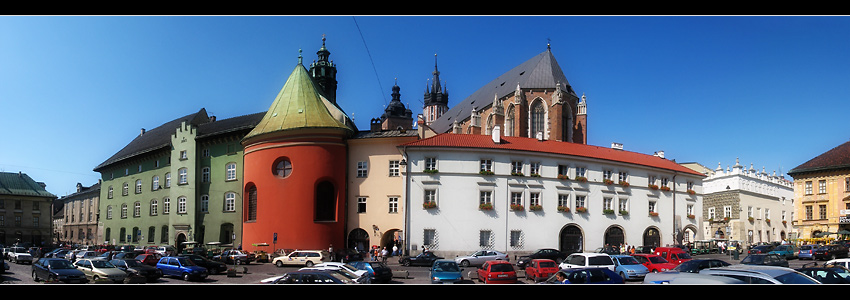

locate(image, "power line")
(352, 16), (387, 106)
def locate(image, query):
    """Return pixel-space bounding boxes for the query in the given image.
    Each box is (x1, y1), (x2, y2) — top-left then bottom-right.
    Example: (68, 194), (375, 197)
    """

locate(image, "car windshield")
(91, 260), (117, 268)
(616, 256), (640, 265)
(589, 256), (614, 266)
(48, 260), (75, 269)
(774, 272), (820, 284)
(433, 262), (459, 272)
(177, 258), (195, 266)
(490, 264), (514, 272)
(13, 248), (27, 253)
(648, 256), (669, 264)
(742, 255), (765, 264)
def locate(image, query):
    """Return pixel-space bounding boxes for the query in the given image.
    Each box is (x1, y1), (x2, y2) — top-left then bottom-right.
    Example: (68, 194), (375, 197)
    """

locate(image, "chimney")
(492, 126), (501, 144)
(654, 151), (665, 159)
(140, 128), (146, 136)
(611, 142), (623, 150)
(536, 132), (544, 141)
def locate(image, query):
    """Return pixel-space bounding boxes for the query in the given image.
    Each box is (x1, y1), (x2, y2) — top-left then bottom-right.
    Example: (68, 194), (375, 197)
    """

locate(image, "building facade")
(788, 140), (850, 243)
(399, 132), (704, 258)
(0, 172), (56, 247)
(695, 159), (795, 245)
(57, 182), (101, 246)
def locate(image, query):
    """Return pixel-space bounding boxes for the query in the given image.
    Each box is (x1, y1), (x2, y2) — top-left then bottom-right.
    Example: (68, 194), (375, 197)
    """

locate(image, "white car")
(825, 258), (850, 269)
(8, 247), (32, 264)
(314, 262), (368, 277)
(300, 266), (369, 283)
(558, 253), (615, 271)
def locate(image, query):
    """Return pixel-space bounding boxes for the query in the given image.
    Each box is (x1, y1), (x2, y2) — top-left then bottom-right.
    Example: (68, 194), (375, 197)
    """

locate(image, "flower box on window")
(479, 170), (495, 176)
(529, 204), (542, 211)
(575, 206), (588, 213)
(557, 205), (570, 213)
(660, 186), (671, 191)
(603, 179), (614, 185)
(618, 181), (630, 187)
(479, 203), (493, 210)
(530, 173), (541, 177)
(748, 217), (754, 222)
(687, 189), (696, 195)
(687, 214), (695, 219)
(423, 202), (437, 209)
(557, 174), (570, 180)
(649, 211), (659, 217)
(603, 209), (615, 215)
(510, 204), (525, 211)
(423, 169), (439, 174)
(648, 184), (659, 190)
(619, 210), (629, 216)
(765, 219), (771, 224)
(511, 172), (525, 177)
(575, 176), (588, 183)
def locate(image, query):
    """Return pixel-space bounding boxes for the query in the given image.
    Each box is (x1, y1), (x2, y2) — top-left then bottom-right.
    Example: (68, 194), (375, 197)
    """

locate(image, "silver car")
(699, 265), (820, 284)
(454, 250), (509, 267)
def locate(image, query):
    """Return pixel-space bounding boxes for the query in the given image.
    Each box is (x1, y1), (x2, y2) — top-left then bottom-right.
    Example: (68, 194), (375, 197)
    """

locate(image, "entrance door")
(559, 225), (583, 254)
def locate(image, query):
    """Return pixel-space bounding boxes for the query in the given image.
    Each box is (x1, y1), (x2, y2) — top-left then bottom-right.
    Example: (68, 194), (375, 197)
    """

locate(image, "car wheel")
(182, 273), (191, 281)
(275, 261), (283, 267)
(93, 275), (100, 282)
(460, 260), (470, 267)
(402, 259), (411, 267)
(619, 272), (627, 280)
(305, 261), (314, 267)
(31, 271), (39, 282)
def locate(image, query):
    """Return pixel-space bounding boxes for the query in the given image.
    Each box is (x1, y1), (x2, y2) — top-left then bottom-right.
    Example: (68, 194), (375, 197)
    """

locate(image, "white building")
(696, 158), (795, 244)
(399, 130), (705, 258)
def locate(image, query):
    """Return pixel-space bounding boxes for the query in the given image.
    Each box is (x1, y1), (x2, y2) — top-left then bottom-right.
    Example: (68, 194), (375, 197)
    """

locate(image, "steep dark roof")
(429, 49), (576, 133)
(93, 109), (210, 172)
(351, 129), (420, 140)
(197, 112), (265, 140)
(788, 140), (850, 176)
(0, 172), (57, 198)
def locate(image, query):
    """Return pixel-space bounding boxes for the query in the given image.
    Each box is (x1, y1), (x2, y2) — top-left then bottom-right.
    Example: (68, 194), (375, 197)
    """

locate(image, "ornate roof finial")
(298, 49), (303, 65)
(547, 38), (551, 50)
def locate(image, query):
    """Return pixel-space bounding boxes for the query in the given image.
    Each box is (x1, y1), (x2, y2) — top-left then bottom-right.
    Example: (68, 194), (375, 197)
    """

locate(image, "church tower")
(309, 35), (338, 104)
(423, 54), (448, 126)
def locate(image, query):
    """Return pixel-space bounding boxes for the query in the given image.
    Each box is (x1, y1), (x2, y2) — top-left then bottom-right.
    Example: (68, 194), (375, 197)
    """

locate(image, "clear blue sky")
(2, 16), (849, 197)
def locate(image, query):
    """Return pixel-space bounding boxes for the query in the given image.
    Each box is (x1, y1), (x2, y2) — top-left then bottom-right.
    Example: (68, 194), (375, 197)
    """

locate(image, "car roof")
(571, 252), (611, 257)
(701, 264), (797, 277)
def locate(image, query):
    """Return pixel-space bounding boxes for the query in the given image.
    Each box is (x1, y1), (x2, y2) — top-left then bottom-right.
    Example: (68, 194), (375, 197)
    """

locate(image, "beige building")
(788, 140), (850, 243)
(0, 172), (57, 247)
(58, 182), (101, 246)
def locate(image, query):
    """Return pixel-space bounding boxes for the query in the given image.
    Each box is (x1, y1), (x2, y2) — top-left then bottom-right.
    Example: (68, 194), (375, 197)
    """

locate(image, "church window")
(530, 100), (545, 138)
(246, 186), (257, 221)
(315, 181), (336, 221)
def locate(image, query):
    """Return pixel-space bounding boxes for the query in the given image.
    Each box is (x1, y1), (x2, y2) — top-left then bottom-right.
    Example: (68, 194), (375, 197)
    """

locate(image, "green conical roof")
(243, 61), (353, 144)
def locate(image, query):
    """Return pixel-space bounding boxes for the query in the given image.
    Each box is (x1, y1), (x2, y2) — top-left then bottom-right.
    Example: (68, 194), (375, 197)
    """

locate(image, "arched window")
(246, 185), (258, 221)
(315, 181), (336, 221)
(504, 106), (514, 137)
(150, 199), (158, 215)
(530, 100), (545, 138)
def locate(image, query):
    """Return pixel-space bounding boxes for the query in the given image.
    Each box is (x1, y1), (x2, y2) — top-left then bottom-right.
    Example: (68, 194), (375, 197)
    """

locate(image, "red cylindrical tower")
(240, 60), (354, 253)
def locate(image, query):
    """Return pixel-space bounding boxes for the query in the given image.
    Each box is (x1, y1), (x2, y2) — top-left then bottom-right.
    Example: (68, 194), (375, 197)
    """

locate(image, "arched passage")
(643, 227), (661, 247)
(604, 226), (625, 248)
(559, 224), (583, 254)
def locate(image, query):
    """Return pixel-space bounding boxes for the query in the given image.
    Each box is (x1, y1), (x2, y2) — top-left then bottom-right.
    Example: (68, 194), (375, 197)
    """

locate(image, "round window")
(273, 158), (292, 178)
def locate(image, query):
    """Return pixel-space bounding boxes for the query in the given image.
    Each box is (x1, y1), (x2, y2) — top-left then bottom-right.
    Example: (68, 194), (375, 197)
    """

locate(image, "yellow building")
(788, 140), (850, 243)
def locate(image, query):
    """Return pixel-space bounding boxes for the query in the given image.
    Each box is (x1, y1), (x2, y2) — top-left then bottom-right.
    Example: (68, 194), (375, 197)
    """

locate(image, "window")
(203, 148), (210, 157)
(247, 186), (257, 221)
(150, 199), (158, 215)
(122, 183), (129, 196)
(819, 204), (827, 219)
(423, 229), (436, 247)
(687, 181), (694, 191)
(806, 205), (813, 220)
(178, 197), (187, 214)
(576, 167), (587, 178)
(603, 197), (613, 212)
(558, 165), (569, 176)
(805, 181), (813, 195)
(618, 172), (628, 183)
(708, 207), (716, 220)
(511, 161), (523, 175)
(357, 197), (367, 213)
(687, 204), (694, 217)
(648, 200), (657, 213)
(121, 204), (128, 218)
(530, 100), (545, 138)
(649, 176), (657, 186)
(389, 160), (400, 177)
(558, 194), (569, 208)
(226, 163), (237, 181)
(200, 195), (209, 213)
(178, 168), (188, 185)
(225, 192), (236, 212)
(135, 180), (142, 194)
(511, 192), (523, 206)
(661, 177), (670, 187)
(479, 230), (493, 248)
(163, 197), (170, 214)
(357, 161), (368, 178)
(425, 157), (437, 171)
(165, 173), (171, 188)
(819, 180), (827, 194)
(510, 230), (523, 247)
(202, 168), (210, 183)
(618, 198), (628, 212)
(180, 150), (187, 160)
(152, 176), (160, 190)
(480, 159), (493, 173)
(108, 186), (113, 199)
(575, 195), (586, 209)
(315, 182), (335, 221)
(725, 206), (733, 218)
(424, 190), (437, 207)
(529, 192), (540, 207)
(106, 206), (113, 219)
(846, 177), (850, 192)
(148, 227), (155, 243)
(480, 191), (492, 206)
(134, 202), (141, 217)
(388, 197), (398, 213)
(274, 159), (293, 178)
(530, 162), (541, 176)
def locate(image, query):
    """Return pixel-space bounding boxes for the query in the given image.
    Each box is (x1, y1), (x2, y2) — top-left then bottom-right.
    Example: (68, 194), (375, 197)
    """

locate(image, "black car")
(31, 258), (89, 283)
(336, 248), (364, 263)
(516, 248), (569, 269)
(179, 254), (228, 275)
(398, 251), (444, 267)
(748, 244), (775, 254)
(110, 258), (162, 282)
(672, 259), (731, 273)
(740, 253), (789, 267)
(815, 244), (849, 260)
(797, 265), (850, 284)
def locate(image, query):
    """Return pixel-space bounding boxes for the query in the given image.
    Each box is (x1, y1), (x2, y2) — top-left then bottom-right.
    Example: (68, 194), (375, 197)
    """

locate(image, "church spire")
(423, 53), (449, 126)
(309, 34), (338, 104)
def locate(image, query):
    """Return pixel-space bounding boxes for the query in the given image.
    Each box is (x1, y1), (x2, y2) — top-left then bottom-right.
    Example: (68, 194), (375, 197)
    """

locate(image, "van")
(653, 247), (692, 265)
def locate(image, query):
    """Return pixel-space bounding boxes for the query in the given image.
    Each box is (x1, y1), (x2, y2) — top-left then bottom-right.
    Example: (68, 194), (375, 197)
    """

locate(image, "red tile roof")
(400, 133), (704, 177)
(788, 140), (850, 176)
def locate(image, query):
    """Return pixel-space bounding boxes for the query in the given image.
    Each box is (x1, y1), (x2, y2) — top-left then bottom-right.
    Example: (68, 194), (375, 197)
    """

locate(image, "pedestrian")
(392, 244), (398, 256)
(328, 244), (335, 261)
(381, 247), (388, 263)
(555, 271), (569, 284)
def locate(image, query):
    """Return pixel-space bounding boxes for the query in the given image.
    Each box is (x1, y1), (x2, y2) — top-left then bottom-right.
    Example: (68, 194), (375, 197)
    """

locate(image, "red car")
(653, 247), (692, 266)
(135, 253), (163, 267)
(631, 253), (677, 273)
(477, 260), (517, 284)
(525, 259), (559, 282)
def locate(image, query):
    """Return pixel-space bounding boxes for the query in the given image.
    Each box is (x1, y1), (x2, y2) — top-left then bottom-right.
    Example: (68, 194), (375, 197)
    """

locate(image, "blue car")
(610, 255), (649, 281)
(156, 256), (208, 281)
(769, 245), (798, 260)
(429, 259), (463, 284)
(799, 245), (819, 260)
(543, 267), (624, 284)
(348, 261), (393, 283)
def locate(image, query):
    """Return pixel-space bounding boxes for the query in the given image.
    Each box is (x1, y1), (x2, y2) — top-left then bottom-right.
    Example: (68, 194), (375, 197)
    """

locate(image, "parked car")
(348, 261), (393, 283)
(31, 258), (88, 283)
(156, 256), (208, 281)
(643, 271), (745, 284)
(634, 245), (656, 254)
(110, 258), (162, 282)
(429, 259), (463, 284)
(399, 251), (444, 267)
(516, 248), (569, 269)
(748, 244), (775, 254)
(476, 260), (517, 284)
(270, 269), (355, 284)
(92, 251), (121, 261)
(769, 245), (798, 260)
(525, 259), (559, 283)
(559, 253), (615, 271)
(611, 254), (649, 281)
(825, 258), (850, 269)
(543, 267), (624, 284)
(214, 249), (256, 265)
(672, 258), (731, 273)
(699, 265), (820, 284)
(311, 262), (370, 283)
(631, 253), (678, 273)
(272, 250), (330, 267)
(135, 253), (163, 267)
(74, 251), (100, 262)
(155, 245), (177, 256)
(740, 253), (789, 267)
(796, 265), (850, 284)
(653, 247), (692, 265)
(454, 250), (509, 267)
(299, 266), (369, 284)
(73, 258), (128, 283)
(798, 245), (819, 260)
(8, 247), (32, 264)
(179, 254), (227, 275)
(315, 262), (368, 278)
(814, 244), (849, 260)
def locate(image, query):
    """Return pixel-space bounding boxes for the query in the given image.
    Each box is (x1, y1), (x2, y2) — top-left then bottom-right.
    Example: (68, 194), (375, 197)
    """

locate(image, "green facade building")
(94, 108), (262, 251)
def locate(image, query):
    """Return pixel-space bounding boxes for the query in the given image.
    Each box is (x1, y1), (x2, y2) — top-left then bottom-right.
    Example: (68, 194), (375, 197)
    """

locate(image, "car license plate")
(498, 274), (508, 278)
(69, 280), (80, 283)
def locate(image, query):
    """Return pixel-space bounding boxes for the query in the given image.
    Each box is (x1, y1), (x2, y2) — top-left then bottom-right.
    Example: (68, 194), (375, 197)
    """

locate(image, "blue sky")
(2, 16), (849, 197)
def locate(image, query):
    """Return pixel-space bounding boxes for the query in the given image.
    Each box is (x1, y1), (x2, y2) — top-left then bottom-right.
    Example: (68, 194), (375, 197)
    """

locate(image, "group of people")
(367, 244), (400, 263)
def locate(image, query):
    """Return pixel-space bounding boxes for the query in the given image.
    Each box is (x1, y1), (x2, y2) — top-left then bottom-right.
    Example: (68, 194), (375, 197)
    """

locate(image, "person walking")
(381, 247), (388, 263)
